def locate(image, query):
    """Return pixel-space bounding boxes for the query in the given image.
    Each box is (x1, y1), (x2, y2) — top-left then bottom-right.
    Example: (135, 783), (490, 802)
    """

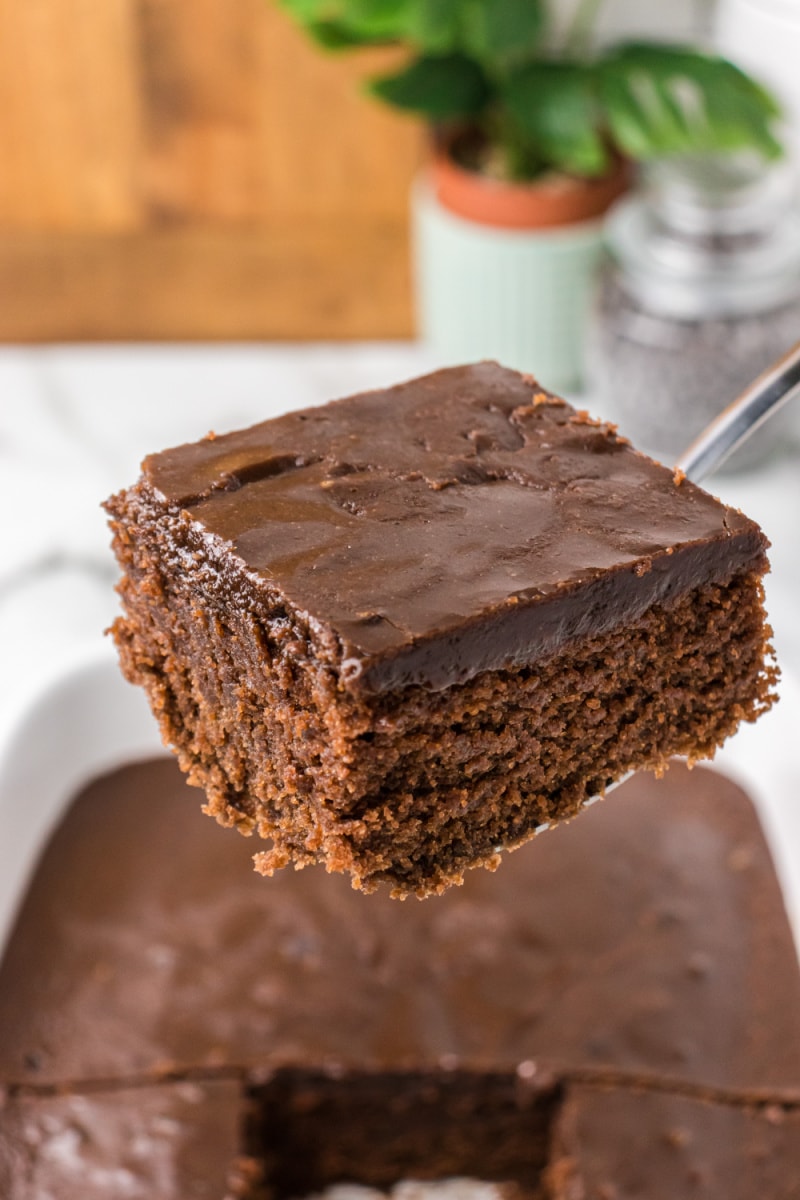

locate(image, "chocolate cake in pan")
(1, 762), (798, 1197)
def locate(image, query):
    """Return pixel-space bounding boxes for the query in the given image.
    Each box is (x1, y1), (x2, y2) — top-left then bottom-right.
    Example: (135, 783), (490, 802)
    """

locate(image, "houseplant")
(279, 0), (781, 389)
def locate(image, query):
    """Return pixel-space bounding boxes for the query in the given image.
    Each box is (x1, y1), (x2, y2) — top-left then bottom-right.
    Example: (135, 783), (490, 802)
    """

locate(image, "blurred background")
(0, 0), (718, 343)
(0, 0), (420, 341)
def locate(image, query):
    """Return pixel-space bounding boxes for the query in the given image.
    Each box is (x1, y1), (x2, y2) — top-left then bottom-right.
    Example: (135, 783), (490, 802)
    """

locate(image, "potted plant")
(279, 0), (780, 390)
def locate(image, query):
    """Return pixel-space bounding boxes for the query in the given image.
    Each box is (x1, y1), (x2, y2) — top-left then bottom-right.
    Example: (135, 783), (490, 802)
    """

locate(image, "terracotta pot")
(412, 145), (631, 391)
(432, 146), (632, 230)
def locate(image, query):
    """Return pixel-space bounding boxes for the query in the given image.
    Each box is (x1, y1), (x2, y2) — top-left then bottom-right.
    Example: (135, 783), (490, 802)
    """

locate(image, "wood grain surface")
(0, 0), (423, 340)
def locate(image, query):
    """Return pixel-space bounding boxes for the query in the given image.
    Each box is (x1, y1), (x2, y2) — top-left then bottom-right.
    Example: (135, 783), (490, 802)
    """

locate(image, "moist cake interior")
(112, 526), (775, 894)
(247, 1070), (557, 1200)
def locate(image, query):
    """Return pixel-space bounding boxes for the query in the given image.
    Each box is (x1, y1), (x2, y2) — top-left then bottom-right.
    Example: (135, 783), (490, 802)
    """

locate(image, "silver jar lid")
(605, 155), (800, 318)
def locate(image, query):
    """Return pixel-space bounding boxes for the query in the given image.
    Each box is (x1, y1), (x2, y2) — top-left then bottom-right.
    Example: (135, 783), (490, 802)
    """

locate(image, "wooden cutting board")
(0, 0), (422, 341)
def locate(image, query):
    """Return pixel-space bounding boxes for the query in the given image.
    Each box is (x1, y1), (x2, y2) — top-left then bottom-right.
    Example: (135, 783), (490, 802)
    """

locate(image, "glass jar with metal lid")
(587, 155), (800, 469)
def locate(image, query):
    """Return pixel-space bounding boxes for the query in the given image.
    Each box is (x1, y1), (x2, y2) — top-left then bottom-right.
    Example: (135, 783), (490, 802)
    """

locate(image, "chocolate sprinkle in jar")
(588, 156), (800, 471)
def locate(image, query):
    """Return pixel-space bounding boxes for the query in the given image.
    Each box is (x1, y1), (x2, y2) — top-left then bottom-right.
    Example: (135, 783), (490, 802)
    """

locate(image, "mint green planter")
(412, 177), (605, 393)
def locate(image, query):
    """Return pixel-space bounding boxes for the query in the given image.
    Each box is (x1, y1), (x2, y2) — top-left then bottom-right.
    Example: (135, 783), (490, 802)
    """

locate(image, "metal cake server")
(675, 339), (800, 482)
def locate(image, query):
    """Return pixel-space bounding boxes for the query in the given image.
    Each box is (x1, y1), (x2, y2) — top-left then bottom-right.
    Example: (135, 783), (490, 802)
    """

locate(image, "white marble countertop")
(1, 341), (799, 928)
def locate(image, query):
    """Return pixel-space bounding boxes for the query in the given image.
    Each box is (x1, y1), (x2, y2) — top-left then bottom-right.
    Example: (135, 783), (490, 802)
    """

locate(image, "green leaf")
(304, 19), (373, 48)
(404, 0), (464, 54)
(503, 62), (609, 176)
(369, 53), (490, 119)
(345, 0), (415, 38)
(279, 0), (413, 46)
(279, 0), (342, 25)
(461, 0), (545, 67)
(600, 73), (687, 158)
(598, 43), (782, 162)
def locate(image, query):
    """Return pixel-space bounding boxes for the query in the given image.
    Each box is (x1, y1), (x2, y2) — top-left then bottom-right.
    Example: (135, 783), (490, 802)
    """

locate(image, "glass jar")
(587, 156), (800, 470)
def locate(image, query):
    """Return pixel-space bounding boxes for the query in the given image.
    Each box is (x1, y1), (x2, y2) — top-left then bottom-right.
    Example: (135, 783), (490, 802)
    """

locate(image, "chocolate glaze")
(550, 1085), (800, 1199)
(0, 1080), (243, 1200)
(139, 364), (767, 693)
(0, 758), (797, 1096)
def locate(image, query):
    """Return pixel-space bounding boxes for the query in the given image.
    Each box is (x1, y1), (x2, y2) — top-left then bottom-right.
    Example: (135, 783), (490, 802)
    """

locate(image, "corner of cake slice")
(104, 362), (778, 896)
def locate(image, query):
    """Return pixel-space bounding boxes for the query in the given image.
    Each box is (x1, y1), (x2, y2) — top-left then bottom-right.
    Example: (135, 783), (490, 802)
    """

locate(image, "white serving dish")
(1, 644), (799, 962)
(0, 643), (162, 960)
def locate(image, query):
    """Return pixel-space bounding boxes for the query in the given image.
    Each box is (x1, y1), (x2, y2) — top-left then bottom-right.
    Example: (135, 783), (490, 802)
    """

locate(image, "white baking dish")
(1, 644), (799, 962)
(0, 643), (162, 959)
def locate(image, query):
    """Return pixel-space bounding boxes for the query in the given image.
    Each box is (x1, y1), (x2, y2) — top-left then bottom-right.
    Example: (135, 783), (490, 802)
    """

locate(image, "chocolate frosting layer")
(551, 1085), (800, 1199)
(140, 364), (767, 692)
(0, 1080), (243, 1200)
(0, 758), (797, 1095)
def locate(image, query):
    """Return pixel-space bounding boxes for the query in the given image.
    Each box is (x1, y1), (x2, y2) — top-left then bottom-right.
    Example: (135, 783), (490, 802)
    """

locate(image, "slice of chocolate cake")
(0, 761), (798, 1197)
(105, 363), (777, 895)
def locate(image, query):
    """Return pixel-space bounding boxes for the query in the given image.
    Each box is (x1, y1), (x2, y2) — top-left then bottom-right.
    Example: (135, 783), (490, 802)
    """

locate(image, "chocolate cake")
(546, 1085), (800, 1199)
(0, 759), (798, 1197)
(0, 1081), (250, 1200)
(104, 363), (777, 895)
